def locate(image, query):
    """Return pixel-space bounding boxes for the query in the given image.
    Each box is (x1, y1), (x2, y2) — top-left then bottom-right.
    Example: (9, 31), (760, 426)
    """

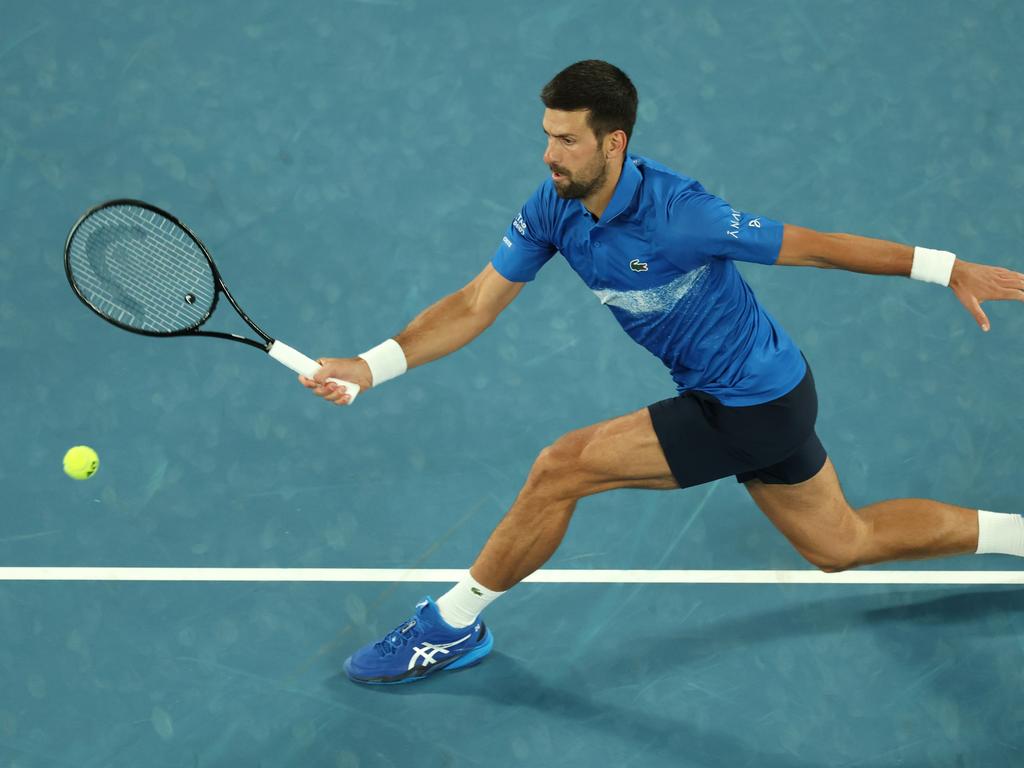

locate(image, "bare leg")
(470, 408), (678, 591)
(853, 497), (977, 564)
(470, 494), (579, 592)
(745, 457), (978, 572)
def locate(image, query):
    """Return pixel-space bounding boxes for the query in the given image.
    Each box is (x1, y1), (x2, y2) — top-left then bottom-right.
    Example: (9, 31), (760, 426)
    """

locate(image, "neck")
(583, 156), (624, 220)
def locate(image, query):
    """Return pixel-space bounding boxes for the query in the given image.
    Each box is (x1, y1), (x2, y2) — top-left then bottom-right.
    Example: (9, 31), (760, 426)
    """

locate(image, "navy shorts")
(648, 356), (827, 489)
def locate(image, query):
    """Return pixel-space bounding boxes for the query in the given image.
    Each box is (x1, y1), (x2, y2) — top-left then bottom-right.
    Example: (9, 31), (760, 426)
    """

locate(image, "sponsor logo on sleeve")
(502, 236), (513, 248)
(727, 210), (763, 238)
(726, 208), (742, 239)
(513, 213), (527, 236)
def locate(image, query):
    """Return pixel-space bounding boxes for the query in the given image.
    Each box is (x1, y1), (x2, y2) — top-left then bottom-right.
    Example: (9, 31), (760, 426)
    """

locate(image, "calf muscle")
(470, 408), (677, 591)
(746, 459), (978, 571)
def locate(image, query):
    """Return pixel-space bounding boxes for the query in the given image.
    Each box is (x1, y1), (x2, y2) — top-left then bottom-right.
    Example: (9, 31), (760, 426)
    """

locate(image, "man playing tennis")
(300, 60), (1024, 685)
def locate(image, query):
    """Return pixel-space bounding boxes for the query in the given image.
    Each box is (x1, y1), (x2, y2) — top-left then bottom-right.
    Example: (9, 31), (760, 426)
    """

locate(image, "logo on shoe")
(408, 633), (473, 671)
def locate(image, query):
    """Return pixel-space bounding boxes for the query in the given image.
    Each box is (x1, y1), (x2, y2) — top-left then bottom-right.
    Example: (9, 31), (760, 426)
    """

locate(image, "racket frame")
(64, 198), (271, 351)
(64, 198), (361, 399)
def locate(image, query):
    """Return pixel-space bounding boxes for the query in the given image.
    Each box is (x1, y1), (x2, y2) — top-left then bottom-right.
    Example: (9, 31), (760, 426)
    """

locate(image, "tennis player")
(300, 60), (1024, 685)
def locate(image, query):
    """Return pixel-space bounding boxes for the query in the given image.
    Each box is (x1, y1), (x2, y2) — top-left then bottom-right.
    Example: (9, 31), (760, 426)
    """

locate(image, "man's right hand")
(299, 357), (373, 406)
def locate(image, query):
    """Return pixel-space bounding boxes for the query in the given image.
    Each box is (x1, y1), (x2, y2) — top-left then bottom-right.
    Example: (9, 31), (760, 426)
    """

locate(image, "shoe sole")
(345, 628), (494, 686)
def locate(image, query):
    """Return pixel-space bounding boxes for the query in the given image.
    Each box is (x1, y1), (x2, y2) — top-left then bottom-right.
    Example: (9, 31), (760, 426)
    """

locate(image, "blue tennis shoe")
(344, 597), (494, 685)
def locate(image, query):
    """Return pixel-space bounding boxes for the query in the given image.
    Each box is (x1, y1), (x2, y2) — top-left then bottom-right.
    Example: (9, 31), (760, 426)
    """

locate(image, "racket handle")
(268, 340), (361, 402)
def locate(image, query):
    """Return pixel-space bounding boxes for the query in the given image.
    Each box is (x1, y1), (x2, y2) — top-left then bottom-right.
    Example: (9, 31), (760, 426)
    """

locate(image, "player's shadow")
(661, 586), (1023, 649)
(601, 586), (1024, 675)
(325, 653), (821, 768)
(485, 588), (1021, 768)
(321, 589), (1020, 767)
(860, 586), (1024, 626)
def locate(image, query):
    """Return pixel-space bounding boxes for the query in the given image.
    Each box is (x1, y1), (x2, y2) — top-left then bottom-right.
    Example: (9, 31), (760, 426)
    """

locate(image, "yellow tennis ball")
(63, 445), (99, 480)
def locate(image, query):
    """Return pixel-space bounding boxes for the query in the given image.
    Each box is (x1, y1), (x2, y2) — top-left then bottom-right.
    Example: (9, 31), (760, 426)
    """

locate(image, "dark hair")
(541, 60), (638, 144)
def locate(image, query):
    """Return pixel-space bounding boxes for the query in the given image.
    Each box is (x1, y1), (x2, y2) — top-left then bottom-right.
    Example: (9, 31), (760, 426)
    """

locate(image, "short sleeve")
(669, 186), (783, 265)
(491, 182), (558, 282)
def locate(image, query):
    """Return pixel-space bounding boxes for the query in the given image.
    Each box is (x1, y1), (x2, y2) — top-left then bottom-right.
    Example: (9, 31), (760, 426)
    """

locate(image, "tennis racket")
(64, 199), (360, 401)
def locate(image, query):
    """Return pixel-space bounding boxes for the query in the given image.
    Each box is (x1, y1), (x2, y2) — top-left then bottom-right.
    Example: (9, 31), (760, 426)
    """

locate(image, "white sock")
(435, 572), (505, 628)
(976, 510), (1024, 556)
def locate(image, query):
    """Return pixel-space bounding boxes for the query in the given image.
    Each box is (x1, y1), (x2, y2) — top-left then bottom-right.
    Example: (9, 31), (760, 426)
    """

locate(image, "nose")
(543, 137), (558, 168)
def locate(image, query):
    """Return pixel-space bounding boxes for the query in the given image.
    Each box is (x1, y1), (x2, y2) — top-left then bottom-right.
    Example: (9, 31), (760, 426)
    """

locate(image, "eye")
(562, 137), (575, 146)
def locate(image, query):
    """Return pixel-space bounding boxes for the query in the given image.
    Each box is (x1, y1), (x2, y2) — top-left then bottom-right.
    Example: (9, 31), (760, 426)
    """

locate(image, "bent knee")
(796, 550), (853, 573)
(798, 538), (864, 573)
(527, 434), (591, 498)
(809, 556), (856, 574)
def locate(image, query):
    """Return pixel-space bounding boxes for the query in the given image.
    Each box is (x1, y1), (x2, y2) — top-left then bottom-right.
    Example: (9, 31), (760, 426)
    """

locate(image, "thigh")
(743, 457), (866, 562)
(546, 407), (680, 495)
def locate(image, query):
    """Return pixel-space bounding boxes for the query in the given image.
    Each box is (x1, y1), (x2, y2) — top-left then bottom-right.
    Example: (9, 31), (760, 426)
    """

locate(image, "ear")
(604, 129), (628, 158)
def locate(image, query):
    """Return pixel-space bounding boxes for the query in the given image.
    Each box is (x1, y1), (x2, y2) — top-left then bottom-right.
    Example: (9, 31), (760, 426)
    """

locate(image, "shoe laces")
(374, 619), (421, 657)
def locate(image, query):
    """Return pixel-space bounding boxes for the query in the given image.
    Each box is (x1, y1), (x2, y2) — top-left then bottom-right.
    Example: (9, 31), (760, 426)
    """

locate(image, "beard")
(551, 155), (609, 200)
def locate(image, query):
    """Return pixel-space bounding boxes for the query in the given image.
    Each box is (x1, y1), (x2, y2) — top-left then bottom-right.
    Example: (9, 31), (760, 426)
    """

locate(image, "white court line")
(0, 568), (1021, 585)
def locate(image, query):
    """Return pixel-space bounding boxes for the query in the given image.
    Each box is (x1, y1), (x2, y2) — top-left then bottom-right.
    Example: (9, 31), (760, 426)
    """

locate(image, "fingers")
(997, 275), (1024, 302)
(993, 267), (1024, 284)
(298, 374), (353, 405)
(323, 381), (353, 405)
(303, 358), (356, 405)
(980, 267), (1024, 301)
(966, 294), (990, 332)
(312, 357), (333, 385)
(976, 277), (1024, 303)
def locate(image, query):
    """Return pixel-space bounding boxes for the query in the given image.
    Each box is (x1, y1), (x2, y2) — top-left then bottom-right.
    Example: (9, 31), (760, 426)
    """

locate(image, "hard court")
(1, 1), (1023, 766)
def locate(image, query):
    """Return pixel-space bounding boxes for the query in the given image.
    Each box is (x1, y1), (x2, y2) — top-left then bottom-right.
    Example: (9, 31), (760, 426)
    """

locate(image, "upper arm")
(668, 188), (784, 266)
(491, 182), (558, 282)
(459, 262), (526, 322)
(776, 224), (832, 268)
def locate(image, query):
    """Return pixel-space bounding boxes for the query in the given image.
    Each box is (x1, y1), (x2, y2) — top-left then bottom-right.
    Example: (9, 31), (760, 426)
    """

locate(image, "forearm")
(393, 289), (494, 370)
(783, 227), (916, 276)
(783, 226), (975, 288)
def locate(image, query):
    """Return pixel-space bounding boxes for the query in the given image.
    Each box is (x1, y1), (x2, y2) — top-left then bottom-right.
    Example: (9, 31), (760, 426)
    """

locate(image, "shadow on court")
(315, 587), (1022, 767)
(861, 588), (1024, 628)
(623, 587), (1024, 651)
(324, 658), (820, 768)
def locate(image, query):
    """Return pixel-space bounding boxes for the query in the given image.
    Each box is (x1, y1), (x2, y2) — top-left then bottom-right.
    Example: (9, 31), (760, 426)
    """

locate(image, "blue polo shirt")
(492, 154), (806, 406)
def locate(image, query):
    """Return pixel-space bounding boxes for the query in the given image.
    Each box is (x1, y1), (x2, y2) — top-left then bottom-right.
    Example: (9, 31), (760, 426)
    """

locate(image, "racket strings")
(67, 205), (216, 333)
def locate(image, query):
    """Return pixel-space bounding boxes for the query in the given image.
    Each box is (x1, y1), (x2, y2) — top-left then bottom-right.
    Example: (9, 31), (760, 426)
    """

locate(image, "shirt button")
(594, 242), (601, 248)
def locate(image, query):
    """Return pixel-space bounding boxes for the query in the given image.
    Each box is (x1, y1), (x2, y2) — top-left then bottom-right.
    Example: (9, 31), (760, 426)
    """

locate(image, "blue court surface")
(2, 1), (1023, 766)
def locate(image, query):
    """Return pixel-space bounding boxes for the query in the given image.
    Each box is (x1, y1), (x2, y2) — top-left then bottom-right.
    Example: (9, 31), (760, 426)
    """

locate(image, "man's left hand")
(949, 260), (1024, 332)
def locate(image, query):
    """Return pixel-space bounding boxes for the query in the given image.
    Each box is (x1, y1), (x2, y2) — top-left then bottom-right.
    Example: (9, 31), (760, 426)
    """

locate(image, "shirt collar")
(581, 154), (642, 223)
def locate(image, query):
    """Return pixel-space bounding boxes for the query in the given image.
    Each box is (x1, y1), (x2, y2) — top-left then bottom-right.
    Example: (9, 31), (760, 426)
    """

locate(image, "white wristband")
(358, 339), (407, 386)
(911, 247), (956, 286)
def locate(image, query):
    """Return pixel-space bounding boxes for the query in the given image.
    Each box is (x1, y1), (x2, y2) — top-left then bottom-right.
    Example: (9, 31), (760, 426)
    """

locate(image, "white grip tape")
(911, 247), (956, 286)
(268, 340), (361, 402)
